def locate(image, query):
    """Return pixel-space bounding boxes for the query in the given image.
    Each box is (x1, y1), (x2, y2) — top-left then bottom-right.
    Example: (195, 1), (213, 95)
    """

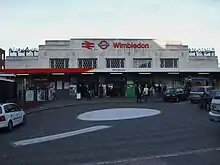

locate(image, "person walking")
(143, 84), (149, 102)
(136, 84), (143, 103)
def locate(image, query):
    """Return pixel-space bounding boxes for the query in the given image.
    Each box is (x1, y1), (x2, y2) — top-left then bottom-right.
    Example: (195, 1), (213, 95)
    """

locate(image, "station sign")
(113, 42), (149, 49)
(82, 40), (150, 50)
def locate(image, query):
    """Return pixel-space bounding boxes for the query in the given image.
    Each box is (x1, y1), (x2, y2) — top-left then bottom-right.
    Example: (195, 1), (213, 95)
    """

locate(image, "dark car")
(189, 86), (213, 103)
(198, 89), (220, 111)
(163, 87), (187, 102)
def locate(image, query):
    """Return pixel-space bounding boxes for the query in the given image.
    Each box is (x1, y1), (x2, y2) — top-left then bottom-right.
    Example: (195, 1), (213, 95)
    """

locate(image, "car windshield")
(191, 87), (204, 92)
(210, 89), (220, 98)
(165, 88), (176, 93)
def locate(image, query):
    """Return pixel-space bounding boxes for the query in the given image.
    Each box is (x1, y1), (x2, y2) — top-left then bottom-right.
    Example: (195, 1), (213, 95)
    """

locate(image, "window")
(106, 58), (125, 68)
(133, 58), (152, 68)
(4, 104), (14, 113)
(13, 104), (21, 111)
(0, 106), (2, 114)
(191, 87), (205, 92)
(165, 88), (176, 94)
(49, 58), (69, 68)
(78, 58), (97, 68)
(176, 88), (184, 94)
(160, 58), (178, 68)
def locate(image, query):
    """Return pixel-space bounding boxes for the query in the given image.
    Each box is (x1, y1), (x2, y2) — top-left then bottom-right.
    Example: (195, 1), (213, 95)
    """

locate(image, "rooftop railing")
(9, 48), (38, 56)
(189, 48), (215, 56)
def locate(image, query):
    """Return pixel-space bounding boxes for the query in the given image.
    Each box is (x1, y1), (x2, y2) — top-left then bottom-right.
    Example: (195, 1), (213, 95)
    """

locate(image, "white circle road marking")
(77, 108), (161, 121)
(11, 125), (112, 147)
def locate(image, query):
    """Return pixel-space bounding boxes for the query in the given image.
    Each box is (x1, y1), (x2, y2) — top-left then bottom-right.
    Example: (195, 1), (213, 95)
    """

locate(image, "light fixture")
(52, 73), (65, 75)
(0, 73), (16, 77)
(81, 73), (94, 75)
(110, 73), (122, 75)
(0, 77), (14, 82)
(198, 73), (210, 75)
(168, 72), (179, 75)
(16, 73), (29, 76)
(139, 73), (151, 75)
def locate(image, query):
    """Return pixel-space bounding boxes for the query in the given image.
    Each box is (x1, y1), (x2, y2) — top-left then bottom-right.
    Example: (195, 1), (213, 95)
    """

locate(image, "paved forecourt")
(0, 101), (220, 165)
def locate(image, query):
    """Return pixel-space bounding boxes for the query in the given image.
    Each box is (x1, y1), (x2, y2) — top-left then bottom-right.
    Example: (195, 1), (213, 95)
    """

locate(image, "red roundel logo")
(98, 40), (109, 49)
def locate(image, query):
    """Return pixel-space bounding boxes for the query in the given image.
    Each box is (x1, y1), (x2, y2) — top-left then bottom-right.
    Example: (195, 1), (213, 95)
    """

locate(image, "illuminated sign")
(113, 42), (149, 49)
(98, 40), (109, 49)
(189, 48), (215, 56)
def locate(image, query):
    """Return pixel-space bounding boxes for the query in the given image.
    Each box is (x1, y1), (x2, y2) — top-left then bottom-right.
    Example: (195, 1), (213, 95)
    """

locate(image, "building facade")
(2, 38), (219, 101)
(5, 39), (218, 72)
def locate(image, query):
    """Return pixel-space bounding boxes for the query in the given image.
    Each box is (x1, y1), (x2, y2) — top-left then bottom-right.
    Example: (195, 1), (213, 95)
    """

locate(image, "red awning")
(0, 68), (93, 74)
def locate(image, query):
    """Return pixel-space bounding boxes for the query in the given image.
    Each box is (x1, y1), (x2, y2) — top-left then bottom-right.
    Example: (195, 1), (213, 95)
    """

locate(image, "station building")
(1, 38), (219, 101)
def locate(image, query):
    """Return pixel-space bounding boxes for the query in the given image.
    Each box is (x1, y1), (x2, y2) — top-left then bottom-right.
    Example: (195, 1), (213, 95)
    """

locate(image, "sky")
(0, 0), (220, 58)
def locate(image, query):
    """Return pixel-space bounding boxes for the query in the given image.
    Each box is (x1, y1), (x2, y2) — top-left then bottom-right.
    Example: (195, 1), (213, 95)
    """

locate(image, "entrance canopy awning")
(1, 68), (220, 74)
(0, 68), (93, 74)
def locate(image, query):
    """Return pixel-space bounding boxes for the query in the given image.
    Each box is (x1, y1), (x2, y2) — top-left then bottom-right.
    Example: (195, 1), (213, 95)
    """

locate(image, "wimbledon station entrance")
(1, 68), (219, 102)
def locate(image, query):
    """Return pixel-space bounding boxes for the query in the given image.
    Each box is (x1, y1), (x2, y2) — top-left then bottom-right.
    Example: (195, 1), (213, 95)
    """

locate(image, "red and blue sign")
(98, 40), (109, 50)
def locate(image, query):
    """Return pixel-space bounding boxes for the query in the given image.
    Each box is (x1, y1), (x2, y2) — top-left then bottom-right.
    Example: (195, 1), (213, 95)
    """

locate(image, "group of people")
(135, 84), (165, 103)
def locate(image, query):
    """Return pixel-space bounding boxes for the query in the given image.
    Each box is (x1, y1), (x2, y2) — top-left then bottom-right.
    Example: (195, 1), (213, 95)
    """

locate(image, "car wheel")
(176, 97), (179, 102)
(22, 115), (27, 125)
(190, 100), (194, 104)
(8, 120), (13, 132)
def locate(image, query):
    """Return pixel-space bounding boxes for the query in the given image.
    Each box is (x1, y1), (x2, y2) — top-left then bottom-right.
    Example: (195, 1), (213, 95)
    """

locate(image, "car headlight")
(211, 104), (216, 110)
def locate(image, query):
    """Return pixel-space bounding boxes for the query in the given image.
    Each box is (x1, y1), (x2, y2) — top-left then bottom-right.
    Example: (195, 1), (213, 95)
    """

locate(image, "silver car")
(189, 86), (213, 103)
(209, 95), (220, 123)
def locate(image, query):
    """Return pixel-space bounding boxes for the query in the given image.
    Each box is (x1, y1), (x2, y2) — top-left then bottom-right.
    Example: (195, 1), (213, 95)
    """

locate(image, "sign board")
(112, 69), (126, 72)
(82, 40), (150, 50)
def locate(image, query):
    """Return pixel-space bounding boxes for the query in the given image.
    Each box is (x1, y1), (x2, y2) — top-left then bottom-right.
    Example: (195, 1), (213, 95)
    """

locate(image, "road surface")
(0, 101), (220, 165)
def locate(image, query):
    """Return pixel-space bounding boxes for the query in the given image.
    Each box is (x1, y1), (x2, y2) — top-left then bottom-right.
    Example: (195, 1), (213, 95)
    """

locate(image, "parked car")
(189, 86), (213, 103)
(163, 87), (188, 102)
(198, 89), (220, 111)
(209, 94), (220, 123)
(0, 103), (26, 131)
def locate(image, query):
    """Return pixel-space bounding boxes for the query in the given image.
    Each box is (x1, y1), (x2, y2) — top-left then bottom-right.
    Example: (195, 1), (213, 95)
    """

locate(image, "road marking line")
(12, 125), (111, 147)
(94, 146), (220, 165)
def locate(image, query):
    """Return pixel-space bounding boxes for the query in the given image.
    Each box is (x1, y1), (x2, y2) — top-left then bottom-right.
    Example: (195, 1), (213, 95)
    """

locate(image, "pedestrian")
(86, 85), (91, 100)
(150, 85), (155, 96)
(143, 84), (149, 102)
(99, 85), (104, 98)
(136, 84), (143, 103)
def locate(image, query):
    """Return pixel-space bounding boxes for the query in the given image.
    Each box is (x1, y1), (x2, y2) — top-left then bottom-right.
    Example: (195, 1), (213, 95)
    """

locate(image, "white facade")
(5, 38), (219, 72)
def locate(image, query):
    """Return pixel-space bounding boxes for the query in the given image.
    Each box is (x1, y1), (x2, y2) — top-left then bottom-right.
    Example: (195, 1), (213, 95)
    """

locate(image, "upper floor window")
(49, 58), (69, 68)
(78, 58), (97, 68)
(133, 58), (152, 68)
(160, 58), (178, 68)
(106, 58), (125, 68)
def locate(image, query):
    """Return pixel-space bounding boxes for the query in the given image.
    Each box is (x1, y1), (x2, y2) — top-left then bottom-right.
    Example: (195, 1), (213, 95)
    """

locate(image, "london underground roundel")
(98, 40), (109, 49)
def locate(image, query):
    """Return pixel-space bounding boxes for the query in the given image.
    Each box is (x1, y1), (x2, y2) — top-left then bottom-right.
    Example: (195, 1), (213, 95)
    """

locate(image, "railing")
(189, 48), (215, 56)
(9, 48), (38, 56)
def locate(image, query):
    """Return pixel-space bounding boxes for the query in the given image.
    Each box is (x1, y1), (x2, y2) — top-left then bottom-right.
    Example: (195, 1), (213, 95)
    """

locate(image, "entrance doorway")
(77, 74), (99, 97)
(104, 74), (126, 97)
